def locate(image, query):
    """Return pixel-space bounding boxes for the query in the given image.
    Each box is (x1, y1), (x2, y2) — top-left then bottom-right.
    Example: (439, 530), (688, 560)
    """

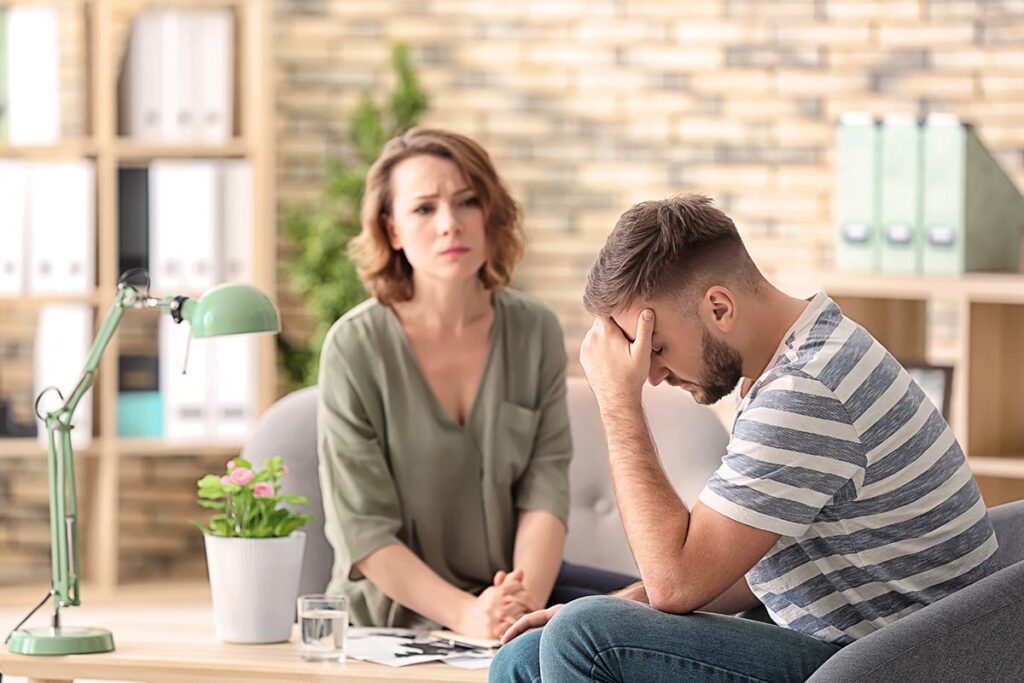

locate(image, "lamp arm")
(46, 284), (153, 610)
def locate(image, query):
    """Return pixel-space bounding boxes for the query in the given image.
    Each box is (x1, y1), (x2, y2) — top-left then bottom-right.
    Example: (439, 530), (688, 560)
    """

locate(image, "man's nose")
(648, 357), (669, 386)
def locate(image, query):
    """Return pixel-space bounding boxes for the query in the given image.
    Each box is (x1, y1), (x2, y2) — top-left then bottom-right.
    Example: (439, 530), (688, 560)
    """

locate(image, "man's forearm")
(600, 397), (692, 602)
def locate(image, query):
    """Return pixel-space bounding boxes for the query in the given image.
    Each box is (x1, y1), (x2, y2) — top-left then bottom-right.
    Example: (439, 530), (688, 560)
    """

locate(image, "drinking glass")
(297, 593), (348, 662)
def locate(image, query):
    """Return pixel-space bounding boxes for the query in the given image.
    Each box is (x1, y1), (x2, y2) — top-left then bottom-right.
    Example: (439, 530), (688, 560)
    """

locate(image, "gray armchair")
(241, 382), (1024, 682)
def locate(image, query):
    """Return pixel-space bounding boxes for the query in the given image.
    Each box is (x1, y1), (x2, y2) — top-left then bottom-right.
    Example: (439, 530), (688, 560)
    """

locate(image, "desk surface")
(0, 603), (488, 683)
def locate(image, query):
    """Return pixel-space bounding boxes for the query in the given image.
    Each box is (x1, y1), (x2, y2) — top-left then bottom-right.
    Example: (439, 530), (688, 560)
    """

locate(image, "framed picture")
(905, 364), (954, 421)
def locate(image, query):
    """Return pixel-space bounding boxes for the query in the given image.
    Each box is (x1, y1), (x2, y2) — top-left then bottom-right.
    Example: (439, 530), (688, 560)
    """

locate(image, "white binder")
(0, 161), (27, 294)
(159, 315), (213, 440)
(7, 6), (59, 144)
(220, 160), (252, 283)
(149, 160), (220, 293)
(34, 305), (93, 449)
(159, 11), (190, 142)
(122, 11), (164, 140)
(210, 334), (256, 441)
(195, 9), (233, 142)
(27, 161), (96, 294)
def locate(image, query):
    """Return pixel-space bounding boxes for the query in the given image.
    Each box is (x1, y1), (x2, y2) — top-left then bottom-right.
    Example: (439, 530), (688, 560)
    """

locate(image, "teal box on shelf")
(117, 391), (164, 437)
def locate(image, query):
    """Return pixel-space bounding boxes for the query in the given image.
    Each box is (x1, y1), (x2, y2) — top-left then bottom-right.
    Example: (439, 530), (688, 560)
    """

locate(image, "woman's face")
(386, 154), (487, 286)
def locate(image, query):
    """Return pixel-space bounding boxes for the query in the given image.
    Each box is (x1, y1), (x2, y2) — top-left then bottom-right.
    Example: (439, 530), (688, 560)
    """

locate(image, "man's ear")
(704, 286), (736, 333)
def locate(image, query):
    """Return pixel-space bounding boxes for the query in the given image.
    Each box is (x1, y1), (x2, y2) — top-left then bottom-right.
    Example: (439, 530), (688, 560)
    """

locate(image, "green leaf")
(281, 494), (310, 506)
(197, 499), (226, 510)
(233, 457), (253, 469)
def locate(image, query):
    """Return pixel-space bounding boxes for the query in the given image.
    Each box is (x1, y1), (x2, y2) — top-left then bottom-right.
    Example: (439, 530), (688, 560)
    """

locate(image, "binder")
(879, 116), (923, 274)
(34, 305), (93, 449)
(149, 160), (219, 292)
(0, 8), (8, 140)
(195, 9), (233, 142)
(210, 334), (256, 441)
(122, 12), (164, 140)
(835, 114), (881, 272)
(0, 160), (27, 294)
(27, 161), (96, 294)
(921, 115), (1024, 275)
(159, 316), (212, 440)
(6, 6), (59, 144)
(118, 167), (149, 275)
(160, 11), (188, 141)
(221, 160), (252, 283)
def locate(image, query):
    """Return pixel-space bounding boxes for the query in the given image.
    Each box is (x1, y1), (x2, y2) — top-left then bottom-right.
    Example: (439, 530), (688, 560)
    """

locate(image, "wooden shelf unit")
(0, 0), (276, 595)
(777, 270), (1024, 505)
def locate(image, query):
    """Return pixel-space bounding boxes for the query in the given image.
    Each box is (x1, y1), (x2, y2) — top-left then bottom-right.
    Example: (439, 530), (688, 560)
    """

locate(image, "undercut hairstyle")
(583, 194), (763, 316)
(349, 127), (525, 304)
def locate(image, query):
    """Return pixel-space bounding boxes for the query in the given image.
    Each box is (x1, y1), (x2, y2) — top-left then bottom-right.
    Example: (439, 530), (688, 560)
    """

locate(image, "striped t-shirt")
(698, 292), (999, 645)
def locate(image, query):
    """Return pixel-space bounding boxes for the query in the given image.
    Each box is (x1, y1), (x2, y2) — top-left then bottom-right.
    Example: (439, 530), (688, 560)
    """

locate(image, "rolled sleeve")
(317, 327), (402, 581)
(513, 310), (572, 527)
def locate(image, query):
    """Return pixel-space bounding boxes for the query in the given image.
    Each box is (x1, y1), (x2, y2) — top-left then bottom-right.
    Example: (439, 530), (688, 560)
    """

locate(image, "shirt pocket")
(496, 400), (540, 483)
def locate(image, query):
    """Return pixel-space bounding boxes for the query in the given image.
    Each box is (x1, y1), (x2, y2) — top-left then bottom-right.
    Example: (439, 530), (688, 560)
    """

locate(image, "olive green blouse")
(316, 288), (572, 628)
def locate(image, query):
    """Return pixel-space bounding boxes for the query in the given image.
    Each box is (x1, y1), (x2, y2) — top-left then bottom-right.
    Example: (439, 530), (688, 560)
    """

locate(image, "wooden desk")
(0, 603), (488, 683)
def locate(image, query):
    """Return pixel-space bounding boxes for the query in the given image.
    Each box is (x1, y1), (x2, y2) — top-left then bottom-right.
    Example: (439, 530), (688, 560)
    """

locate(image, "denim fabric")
(490, 595), (841, 683)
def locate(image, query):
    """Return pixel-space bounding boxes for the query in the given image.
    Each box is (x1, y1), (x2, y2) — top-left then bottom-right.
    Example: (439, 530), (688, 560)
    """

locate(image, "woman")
(317, 128), (633, 639)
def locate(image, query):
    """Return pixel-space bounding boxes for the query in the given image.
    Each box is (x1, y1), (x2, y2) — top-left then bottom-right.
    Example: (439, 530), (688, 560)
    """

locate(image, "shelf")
(0, 437), (103, 458)
(0, 141), (99, 159)
(778, 270), (1024, 305)
(116, 440), (243, 458)
(969, 456), (1024, 480)
(114, 139), (249, 161)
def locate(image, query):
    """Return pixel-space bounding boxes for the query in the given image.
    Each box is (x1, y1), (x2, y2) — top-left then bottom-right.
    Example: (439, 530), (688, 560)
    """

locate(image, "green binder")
(835, 114), (882, 272)
(922, 115), (1024, 275)
(0, 8), (8, 141)
(879, 116), (923, 274)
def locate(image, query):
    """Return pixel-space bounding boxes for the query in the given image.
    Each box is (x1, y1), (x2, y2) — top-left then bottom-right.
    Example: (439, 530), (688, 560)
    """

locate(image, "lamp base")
(7, 625), (114, 655)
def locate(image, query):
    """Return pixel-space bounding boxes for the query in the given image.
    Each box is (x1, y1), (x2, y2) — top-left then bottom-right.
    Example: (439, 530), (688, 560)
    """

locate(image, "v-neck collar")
(384, 291), (503, 431)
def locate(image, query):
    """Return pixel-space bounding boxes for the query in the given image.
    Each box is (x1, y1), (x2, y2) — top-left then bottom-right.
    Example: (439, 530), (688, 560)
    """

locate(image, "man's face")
(610, 298), (744, 405)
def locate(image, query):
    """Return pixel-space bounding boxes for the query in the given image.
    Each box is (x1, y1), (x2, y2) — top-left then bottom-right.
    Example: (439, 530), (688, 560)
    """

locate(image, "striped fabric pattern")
(698, 292), (999, 645)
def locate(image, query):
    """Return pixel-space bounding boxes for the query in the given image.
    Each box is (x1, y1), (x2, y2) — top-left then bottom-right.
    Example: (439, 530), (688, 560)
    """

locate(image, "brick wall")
(273, 0), (1024, 364)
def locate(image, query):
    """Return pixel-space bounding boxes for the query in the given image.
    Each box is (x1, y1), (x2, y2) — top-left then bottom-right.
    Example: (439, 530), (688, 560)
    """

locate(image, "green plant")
(194, 457), (312, 538)
(279, 43), (429, 388)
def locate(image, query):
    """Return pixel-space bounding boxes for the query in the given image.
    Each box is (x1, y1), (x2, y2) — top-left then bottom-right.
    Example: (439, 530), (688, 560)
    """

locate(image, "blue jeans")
(490, 595), (842, 683)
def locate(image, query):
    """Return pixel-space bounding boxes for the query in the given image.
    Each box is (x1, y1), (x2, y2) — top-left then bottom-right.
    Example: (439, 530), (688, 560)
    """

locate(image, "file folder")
(35, 305), (93, 449)
(921, 115), (1024, 274)
(835, 114), (881, 272)
(6, 6), (59, 144)
(26, 161), (96, 294)
(879, 116), (923, 274)
(0, 160), (27, 294)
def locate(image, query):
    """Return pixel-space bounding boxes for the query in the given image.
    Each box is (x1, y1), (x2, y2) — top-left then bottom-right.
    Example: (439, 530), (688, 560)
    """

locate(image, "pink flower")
(226, 459), (236, 470)
(253, 482), (273, 498)
(220, 475), (231, 486)
(229, 467), (254, 486)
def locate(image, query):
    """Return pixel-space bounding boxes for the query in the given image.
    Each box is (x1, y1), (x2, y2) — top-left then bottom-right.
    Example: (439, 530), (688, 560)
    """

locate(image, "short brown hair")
(583, 194), (761, 316)
(349, 128), (525, 304)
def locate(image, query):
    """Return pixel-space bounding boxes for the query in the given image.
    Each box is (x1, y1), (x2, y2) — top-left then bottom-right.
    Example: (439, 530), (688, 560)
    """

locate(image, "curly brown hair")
(349, 128), (525, 304)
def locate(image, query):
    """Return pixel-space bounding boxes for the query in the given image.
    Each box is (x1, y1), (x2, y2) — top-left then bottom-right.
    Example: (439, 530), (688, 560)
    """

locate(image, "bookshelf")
(0, 0), (275, 600)
(776, 269), (1024, 507)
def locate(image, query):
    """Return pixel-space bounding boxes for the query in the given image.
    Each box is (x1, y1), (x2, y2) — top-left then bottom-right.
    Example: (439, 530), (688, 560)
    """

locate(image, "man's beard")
(667, 330), (744, 405)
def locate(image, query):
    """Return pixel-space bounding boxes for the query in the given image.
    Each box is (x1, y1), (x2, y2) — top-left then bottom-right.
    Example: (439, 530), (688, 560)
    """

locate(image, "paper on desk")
(345, 628), (491, 668)
(444, 653), (494, 670)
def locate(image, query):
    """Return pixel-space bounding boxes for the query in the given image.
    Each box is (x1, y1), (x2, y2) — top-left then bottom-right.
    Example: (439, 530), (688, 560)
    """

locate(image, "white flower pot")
(203, 531), (306, 643)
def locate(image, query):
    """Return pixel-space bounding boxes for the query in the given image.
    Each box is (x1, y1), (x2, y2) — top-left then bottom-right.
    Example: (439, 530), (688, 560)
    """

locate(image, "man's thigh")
(490, 627), (543, 683)
(539, 596), (842, 683)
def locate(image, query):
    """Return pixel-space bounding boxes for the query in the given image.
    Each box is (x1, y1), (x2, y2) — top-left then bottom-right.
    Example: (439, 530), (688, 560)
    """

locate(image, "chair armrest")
(807, 559), (1024, 682)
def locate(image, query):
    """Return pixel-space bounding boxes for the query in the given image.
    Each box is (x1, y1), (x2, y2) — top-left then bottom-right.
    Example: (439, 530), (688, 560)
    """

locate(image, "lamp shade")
(186, 283), (281, 338)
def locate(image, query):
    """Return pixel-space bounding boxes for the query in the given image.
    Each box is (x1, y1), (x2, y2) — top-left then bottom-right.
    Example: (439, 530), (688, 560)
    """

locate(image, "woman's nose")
(435, 203), (461, 235)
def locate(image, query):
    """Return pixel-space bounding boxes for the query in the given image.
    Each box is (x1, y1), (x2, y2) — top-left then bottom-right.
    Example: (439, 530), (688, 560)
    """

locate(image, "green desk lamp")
(5, 274), (280, 656)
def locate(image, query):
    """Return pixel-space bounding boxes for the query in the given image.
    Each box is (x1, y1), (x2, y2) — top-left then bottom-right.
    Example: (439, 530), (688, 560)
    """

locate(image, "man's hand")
(579, 309), (655, 408)
(499, 604), (563, 644)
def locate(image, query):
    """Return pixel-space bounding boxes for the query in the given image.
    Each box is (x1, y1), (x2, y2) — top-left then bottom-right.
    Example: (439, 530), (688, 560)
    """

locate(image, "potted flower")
(195, 456), (313, 643)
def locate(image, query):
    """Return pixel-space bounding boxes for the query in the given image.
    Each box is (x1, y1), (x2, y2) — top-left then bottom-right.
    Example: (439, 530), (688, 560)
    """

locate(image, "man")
(490, 194), (999, 682)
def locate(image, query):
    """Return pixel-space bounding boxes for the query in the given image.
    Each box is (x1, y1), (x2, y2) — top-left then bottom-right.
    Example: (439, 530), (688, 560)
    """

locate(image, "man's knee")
(489, 627), (543, 683)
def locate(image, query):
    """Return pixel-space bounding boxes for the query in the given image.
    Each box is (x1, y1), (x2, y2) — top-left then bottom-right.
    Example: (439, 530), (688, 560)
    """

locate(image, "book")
(428, 629), (502, 652)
